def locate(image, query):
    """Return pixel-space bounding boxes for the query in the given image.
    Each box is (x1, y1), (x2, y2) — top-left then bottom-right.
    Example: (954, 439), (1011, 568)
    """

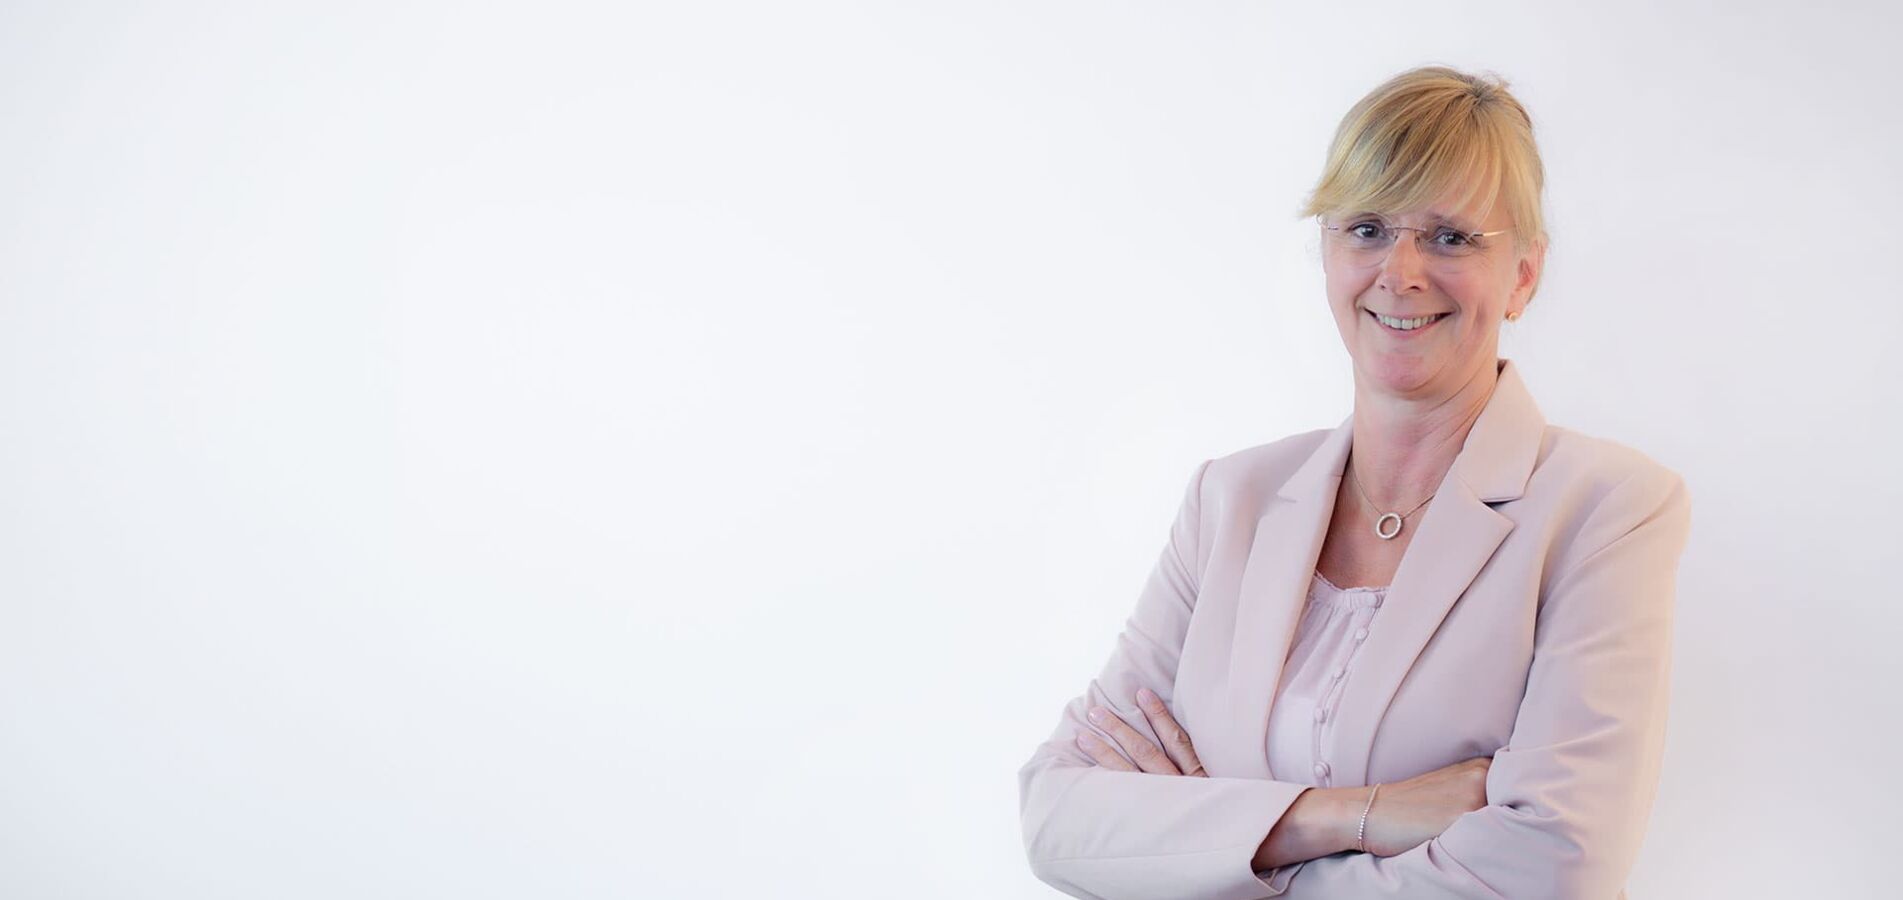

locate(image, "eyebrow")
(1430, 213), (1482, 230)
(1352, 210), (1483, 231)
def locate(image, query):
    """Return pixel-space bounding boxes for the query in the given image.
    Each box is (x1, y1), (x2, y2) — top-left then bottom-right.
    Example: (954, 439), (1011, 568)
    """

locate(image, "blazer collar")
(1220, 357), (1547, 786)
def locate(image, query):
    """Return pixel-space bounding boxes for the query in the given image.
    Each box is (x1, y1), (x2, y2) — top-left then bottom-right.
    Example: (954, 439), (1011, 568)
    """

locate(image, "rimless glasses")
(1318, 214), (1511, 270)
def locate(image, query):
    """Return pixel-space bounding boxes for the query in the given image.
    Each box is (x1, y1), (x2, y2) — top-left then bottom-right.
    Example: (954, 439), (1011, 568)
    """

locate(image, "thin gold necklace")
(1347, 453), (1435, 540)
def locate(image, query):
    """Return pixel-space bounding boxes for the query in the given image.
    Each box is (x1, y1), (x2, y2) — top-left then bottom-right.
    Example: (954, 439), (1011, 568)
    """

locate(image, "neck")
(1346, 360), (1501, 511)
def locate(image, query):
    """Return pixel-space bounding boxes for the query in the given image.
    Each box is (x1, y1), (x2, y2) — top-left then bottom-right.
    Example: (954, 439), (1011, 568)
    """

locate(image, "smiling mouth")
(1367, 309), (1450, 333)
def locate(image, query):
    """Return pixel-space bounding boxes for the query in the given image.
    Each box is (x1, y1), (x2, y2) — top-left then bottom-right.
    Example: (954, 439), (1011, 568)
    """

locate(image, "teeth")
(1374, 312), (1444, 330)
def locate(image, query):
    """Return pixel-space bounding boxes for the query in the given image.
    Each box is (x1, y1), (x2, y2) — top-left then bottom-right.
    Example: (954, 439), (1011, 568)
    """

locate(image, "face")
(1319, 184), (1544, 400)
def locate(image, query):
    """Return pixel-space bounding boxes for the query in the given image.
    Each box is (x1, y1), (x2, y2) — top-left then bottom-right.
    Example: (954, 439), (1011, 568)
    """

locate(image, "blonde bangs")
(1300, 66), (1545, 253)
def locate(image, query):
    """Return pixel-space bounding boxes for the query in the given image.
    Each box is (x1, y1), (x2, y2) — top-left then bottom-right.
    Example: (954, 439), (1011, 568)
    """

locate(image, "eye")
(1431, 227), (1473, 247)
(1348, 221), (1387, 240)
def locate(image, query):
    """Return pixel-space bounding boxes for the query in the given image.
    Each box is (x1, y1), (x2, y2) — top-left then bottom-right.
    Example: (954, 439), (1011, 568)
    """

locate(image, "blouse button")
(1333, 667), (1346, 681)
(1313, 762), (1330, 779)
(1313, 708), (1327, 722)
(1353, 628), (1369, 642)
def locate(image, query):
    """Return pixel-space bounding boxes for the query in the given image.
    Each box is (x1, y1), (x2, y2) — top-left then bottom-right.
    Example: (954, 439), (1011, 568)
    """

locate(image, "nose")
(1376, 229), (1429, 295)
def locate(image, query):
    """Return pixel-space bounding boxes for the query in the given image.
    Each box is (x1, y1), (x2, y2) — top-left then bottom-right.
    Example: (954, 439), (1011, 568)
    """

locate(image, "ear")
(1509, 236), (1547, 315)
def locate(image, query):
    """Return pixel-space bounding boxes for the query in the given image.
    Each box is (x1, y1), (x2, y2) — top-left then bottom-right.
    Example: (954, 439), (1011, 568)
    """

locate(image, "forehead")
(1358, 188), (1501, 228)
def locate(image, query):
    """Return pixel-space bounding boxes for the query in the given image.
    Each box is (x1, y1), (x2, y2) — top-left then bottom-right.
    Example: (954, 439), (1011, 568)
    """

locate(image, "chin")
(1358, 353), (1441, 394)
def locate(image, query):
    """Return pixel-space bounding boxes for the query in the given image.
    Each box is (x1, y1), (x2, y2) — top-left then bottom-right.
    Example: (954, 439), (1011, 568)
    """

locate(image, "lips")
(1367, 309), (1450, 333)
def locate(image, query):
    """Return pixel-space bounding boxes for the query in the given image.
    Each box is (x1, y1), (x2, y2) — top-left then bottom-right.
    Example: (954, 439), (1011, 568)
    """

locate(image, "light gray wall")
(1, 2), (1894, 897)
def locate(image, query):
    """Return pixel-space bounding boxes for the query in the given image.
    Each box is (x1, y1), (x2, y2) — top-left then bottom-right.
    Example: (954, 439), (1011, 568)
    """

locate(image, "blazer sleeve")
(1269, 467), (1694, 899)
(1017, 459), (1316, 900)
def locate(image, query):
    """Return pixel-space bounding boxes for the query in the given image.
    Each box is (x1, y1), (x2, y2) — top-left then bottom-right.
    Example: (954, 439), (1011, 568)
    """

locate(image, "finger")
(1075, 730), (1137, 772)
(1136, 687), (1207, 778)
(1088, 705), (1182, 776)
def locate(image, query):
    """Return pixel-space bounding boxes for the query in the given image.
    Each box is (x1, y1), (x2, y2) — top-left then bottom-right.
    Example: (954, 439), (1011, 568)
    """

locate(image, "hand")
(1074, 686), (1207, 777)
(1357, 756), (1493, 857)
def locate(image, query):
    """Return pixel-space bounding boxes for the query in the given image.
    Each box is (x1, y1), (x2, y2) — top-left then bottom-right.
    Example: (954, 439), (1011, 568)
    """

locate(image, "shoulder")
(1176, 427), (1336, 519)
(1530, 425), (1693, 582)
(1534, 424), (1689, 514)
(1206, 427), (1332, 488)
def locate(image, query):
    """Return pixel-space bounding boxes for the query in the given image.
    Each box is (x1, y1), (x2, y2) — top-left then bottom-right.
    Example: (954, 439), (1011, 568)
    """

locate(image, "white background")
(2, 2), (1897, 897)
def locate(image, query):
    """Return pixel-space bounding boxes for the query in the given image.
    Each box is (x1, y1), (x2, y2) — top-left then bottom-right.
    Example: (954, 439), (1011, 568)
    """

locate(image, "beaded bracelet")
(1356, 784), (1381, 852)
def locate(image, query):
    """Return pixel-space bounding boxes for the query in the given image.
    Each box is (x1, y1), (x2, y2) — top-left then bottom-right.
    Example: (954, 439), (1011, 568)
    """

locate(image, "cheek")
(1451, 261), (1521, 306)
(1432, 273), (1502, 314)
(1323, 262), (1376, 305)
(1324, 281), (1365, 328)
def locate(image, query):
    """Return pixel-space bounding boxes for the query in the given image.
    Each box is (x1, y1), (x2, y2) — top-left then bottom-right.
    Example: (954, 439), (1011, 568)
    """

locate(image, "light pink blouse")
(1263, 569), (1390, 787)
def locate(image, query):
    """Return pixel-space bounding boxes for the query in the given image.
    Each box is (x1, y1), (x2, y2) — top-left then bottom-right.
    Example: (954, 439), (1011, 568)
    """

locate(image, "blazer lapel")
(1225, 416), (1351, 780)
(1226, 358), (1546, 786)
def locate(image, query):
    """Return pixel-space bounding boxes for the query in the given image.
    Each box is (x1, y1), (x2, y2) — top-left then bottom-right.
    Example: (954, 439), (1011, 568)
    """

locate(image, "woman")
(1017, 66), (1691, 900)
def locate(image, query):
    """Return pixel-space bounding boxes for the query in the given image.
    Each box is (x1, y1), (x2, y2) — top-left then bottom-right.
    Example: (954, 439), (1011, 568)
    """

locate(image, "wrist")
(1323, 786), (1368, 855)
(1351, 783), (1380, 853)
(1253, 787), (1363, 871)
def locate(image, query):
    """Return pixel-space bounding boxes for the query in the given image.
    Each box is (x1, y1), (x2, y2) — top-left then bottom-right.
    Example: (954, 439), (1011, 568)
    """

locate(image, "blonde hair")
(1300, 66), (1547, 264)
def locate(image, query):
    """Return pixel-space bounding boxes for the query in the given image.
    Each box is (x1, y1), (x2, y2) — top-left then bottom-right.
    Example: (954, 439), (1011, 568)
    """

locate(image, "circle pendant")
(1374, 513), (1404, 540)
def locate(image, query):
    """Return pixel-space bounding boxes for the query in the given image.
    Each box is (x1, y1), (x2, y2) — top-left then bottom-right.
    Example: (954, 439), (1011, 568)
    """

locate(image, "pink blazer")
(1018, 358), (1692, 900)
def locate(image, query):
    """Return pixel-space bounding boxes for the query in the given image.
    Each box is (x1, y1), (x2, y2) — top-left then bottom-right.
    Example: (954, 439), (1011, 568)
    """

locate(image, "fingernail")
(1087, 707), (1104, 724)
(1137, 687), (1157, 706)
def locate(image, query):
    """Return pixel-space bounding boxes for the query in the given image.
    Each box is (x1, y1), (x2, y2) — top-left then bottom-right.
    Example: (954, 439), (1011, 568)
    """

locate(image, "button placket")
(1311, 640), (1352, 785)
(1325, 593), (1381, 785)
(1277, 573), (1391, 790)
